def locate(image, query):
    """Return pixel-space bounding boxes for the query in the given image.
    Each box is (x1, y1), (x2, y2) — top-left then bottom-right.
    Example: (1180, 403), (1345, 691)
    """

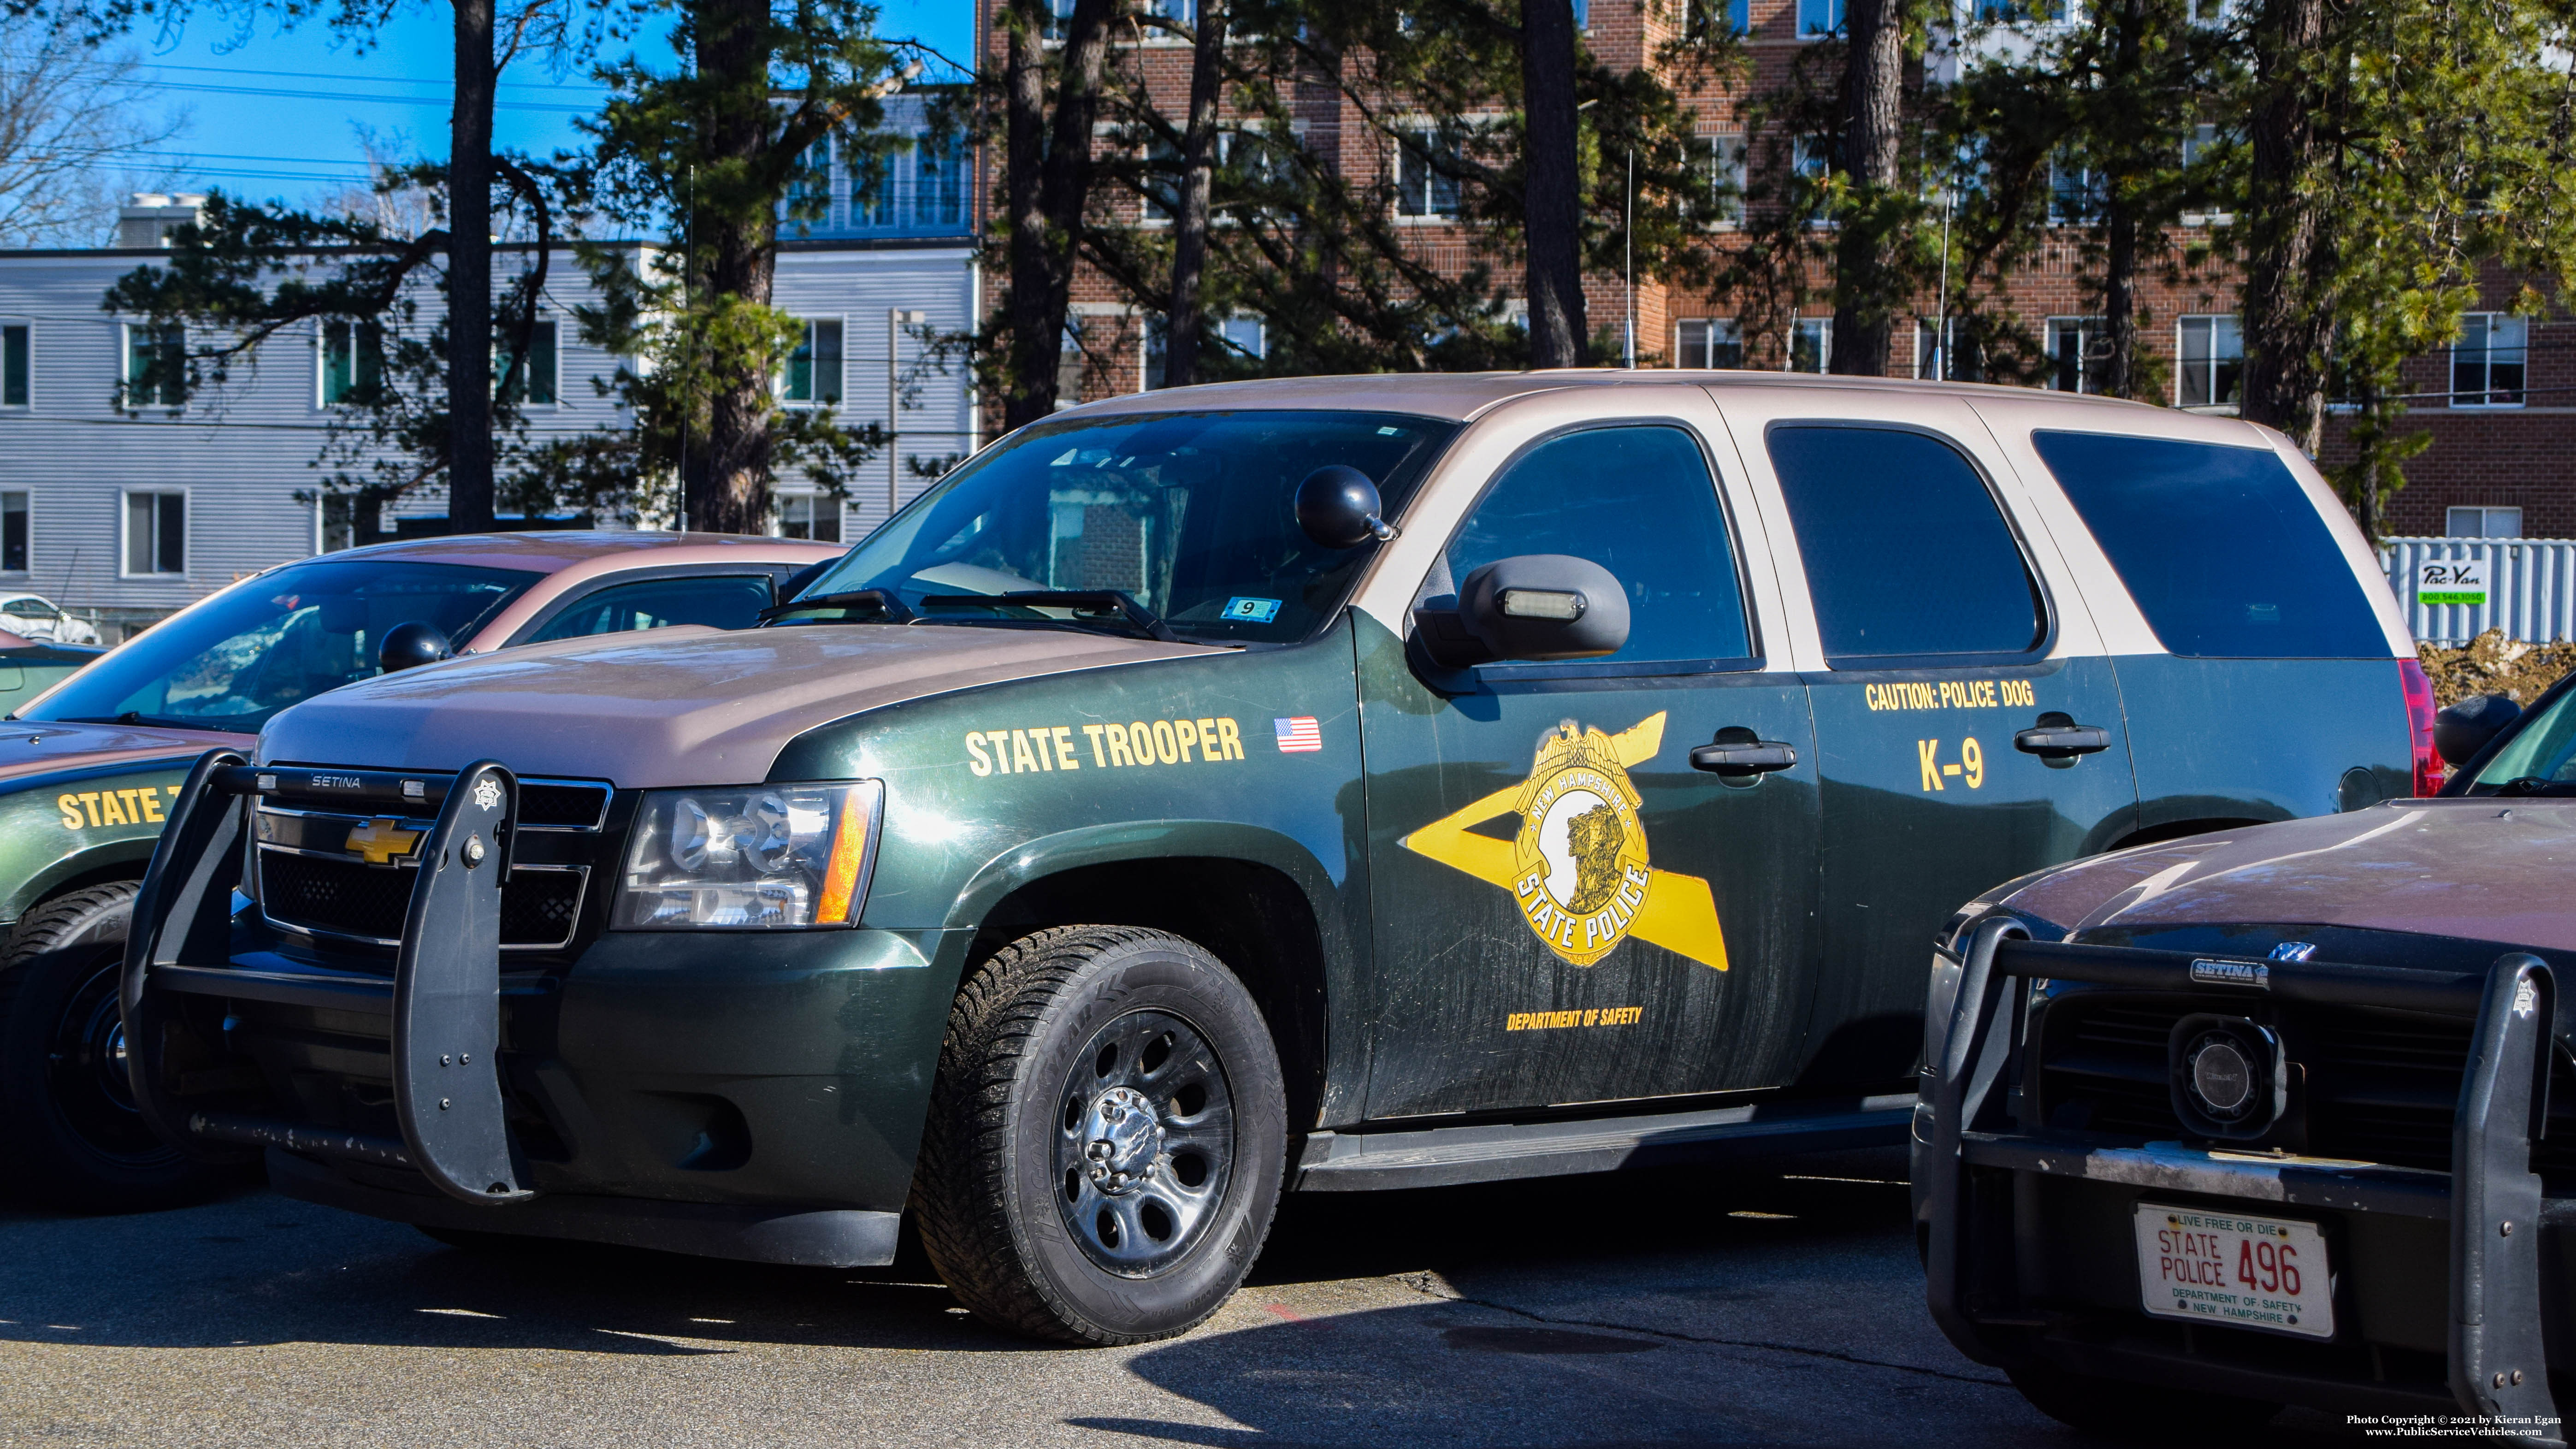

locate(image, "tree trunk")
(1828, 0), (1903, 377)
(1162, 0), (1229, 390)
(2238, 0), (2332, 450)
(1002, 0), (1118, 429)
(2096, 0), (2143, 399)
(447, 0), (495, 532)
(1521, 0), (1585, 368)
(681, 0), (784, 534)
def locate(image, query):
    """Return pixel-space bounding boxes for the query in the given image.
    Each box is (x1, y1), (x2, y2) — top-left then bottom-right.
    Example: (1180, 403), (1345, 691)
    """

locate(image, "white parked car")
(0, 594), (100, 645)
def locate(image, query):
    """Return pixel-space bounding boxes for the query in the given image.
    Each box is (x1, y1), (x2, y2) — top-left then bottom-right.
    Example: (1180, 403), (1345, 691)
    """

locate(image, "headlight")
(616, 781), (884, 929)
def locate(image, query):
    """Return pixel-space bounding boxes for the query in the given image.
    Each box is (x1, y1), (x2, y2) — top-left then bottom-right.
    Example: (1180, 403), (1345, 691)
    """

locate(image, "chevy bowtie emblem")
(344, 818), (423, 866)
(1401, 711), (1729, 970)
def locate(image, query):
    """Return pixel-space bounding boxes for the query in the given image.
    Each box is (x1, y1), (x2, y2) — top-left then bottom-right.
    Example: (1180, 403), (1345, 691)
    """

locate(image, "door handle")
(2013, 711), (2112, 759)
(1690, 735), (1799, 777)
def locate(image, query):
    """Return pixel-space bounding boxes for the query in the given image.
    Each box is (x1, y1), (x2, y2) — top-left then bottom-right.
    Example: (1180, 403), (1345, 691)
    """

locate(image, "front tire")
(0, 882), (230, 1212)
(912, 926), (1286, 1345)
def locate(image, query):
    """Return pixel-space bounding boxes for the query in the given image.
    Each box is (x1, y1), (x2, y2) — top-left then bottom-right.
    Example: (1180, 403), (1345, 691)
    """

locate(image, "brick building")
(978, 0), (2571, 538)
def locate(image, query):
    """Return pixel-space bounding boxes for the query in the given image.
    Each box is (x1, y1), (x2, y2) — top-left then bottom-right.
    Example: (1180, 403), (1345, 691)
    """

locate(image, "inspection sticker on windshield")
(2134, 1205), (2333, 1339)
(1222, 597), (1282, 623)
(2418, 559), (2488, 606)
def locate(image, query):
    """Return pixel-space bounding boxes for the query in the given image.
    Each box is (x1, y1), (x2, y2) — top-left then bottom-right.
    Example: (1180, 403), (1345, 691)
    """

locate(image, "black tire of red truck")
(911, 925), (1288, 1346)
(0, 881), (237, 1212)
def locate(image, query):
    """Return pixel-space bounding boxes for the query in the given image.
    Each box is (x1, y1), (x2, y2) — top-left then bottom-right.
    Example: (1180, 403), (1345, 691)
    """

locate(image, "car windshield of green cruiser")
(794, 409), (1459, 645)
(20, 559), (539, 733)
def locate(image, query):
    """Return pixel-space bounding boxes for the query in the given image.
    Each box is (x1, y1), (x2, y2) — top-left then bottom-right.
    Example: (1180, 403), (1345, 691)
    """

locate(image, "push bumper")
(1924, 923), (2567, 1442)
(120, 752), (951, 1266)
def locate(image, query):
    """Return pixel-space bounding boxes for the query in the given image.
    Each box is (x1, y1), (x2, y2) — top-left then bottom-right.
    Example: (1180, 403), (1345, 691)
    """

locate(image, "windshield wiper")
(759, 588), (915, 624)
(919, 590), (1182, 643)
(56, 712), (198, 729)
(2493, 775), (2576, 797)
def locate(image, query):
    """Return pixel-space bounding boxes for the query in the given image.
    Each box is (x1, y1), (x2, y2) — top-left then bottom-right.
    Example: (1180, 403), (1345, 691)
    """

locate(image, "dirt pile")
(2418, 629), (2576, 708)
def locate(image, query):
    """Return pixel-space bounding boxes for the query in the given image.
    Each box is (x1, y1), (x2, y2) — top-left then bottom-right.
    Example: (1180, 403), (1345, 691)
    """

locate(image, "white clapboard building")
(0, 102), (977, 637)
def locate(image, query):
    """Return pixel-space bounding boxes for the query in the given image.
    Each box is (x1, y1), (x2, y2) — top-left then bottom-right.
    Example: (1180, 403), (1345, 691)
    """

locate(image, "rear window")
(2029, 431), (2386, 659)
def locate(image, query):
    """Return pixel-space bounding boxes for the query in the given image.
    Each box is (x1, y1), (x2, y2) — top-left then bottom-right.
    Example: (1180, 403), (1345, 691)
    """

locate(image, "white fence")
(2381, 537), (2576, 645)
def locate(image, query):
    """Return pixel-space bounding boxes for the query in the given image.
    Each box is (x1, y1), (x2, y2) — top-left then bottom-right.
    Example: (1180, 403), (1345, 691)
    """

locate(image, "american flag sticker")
(1274, 717), (1323, 753)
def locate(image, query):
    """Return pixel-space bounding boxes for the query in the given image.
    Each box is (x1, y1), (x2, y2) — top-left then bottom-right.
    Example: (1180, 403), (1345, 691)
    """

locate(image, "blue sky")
(112, 0), (974, 210)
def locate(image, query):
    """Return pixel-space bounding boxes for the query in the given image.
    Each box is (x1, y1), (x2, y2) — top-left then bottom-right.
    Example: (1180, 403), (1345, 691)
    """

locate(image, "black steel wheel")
(913, 925), (1286, 1345)
(0, 881), (232, 1212)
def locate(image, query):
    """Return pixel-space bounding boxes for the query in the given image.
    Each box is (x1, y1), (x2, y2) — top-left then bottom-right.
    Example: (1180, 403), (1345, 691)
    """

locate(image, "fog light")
(2167, 1014), (2288, 1141)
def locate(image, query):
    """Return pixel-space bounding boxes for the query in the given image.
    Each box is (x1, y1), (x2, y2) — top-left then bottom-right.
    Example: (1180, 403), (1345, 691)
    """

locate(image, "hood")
(0, 719), (242, 789)
(1998, 798), (2576, 953)
(260, 623), (1217, 787)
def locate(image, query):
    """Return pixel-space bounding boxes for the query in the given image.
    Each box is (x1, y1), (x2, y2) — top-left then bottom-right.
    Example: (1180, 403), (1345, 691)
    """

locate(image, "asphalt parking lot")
(0, 1148), (2370, 1448)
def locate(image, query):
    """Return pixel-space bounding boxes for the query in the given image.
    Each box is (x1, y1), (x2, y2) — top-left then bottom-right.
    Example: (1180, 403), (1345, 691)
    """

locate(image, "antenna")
(1624, 147), (1636, 368)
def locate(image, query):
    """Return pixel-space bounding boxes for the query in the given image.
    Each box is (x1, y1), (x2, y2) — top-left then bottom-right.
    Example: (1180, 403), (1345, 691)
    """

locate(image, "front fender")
(944, 818), (1340, 937)
(0, 761), (194, 925)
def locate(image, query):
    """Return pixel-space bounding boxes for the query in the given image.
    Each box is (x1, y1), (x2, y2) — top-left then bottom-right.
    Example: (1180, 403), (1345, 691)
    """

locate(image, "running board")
(1291, 1094), (1915, 1192)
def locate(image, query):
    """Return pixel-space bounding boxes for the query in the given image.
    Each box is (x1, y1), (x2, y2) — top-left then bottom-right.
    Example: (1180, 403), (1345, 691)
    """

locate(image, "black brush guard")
(120, 749), (535, 1207)
(1924, 921), (2564, 1443)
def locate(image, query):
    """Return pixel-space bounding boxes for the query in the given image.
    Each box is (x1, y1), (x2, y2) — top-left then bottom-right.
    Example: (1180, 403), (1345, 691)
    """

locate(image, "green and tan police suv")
(123, 371), (2423, 1342)
(0, 532), (835, 1210)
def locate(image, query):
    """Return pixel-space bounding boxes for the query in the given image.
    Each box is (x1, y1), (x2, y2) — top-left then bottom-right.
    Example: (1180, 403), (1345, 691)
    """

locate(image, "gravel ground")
(0, 1149), (2371, 1448)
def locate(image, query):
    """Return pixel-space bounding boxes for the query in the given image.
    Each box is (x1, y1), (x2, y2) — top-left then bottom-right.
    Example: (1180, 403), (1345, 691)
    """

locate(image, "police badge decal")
(1402, 711), (1730, 971)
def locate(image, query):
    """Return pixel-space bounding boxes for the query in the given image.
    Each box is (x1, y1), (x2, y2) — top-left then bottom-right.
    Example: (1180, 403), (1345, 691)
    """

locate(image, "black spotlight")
(2167, 1014), (2288, 1141)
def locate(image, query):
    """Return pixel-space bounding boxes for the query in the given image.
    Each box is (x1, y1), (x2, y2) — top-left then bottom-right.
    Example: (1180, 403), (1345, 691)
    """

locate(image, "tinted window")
(1768, 426), (2043, 659)
(21, 560), (537, 732)
(1439, 425), (1753, 666)
(2030, 431), (2386, 658)
(525, 574), (778, 643)
(799, 410), (1457, 644)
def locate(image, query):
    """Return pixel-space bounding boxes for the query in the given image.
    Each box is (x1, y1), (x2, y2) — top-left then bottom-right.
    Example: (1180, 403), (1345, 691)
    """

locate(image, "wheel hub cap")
(1081, 1085), (1164, 1193)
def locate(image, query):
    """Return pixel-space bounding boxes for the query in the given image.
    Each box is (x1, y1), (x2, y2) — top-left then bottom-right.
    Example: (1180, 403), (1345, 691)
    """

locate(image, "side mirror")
(2435, 692), (2521, 769)
(378, 621), (454, 674)
(1415, 554), (1631, 668)
(1295, 465), (1397, 550)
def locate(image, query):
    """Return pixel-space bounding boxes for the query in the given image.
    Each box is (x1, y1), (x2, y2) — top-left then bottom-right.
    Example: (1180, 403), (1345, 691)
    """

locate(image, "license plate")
(2133, 1205), (2334, 1340)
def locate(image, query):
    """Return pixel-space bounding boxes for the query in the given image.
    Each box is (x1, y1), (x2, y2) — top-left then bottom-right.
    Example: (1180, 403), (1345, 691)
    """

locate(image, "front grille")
(518, 781), (610, 830)
(261, 853), (587, 950)
(2033, 990), (2576, 1184)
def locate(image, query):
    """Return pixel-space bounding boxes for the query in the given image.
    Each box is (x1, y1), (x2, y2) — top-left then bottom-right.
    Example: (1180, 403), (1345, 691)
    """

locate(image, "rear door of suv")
(1969, 402), (2419, 825)
(1708, 387), (2142, 1092)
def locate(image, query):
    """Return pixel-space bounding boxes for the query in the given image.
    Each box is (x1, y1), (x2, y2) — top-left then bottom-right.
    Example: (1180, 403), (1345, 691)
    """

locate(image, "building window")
(320, 320), (384, 406)
(782, 134), (834, 234)
(1690, 135), (1747, 225)
(1676, 318), (1743, 368)
(122, 322), (184, 409)
(1, 324), (26, 407)
(1146, 314), (1266, 388)
(2048, 156), (2103, 224)
(851, 144), (896, 229)
(1040, 0), (1076, 41)
(2451, 313), (2527, 408)
(1791, 135), (1832, 183)
(2447, 505), (2524, 539)
(1915, 318), (1972, 380)
(778, 494), (842, 543)
(124, 491), (184, 576)
(1970, 0), (2065, 19)
(2044, 317), (2102, 393)
(1, 493), (25, 573)
(1789, 317), (1832, 373)
(1572, 0), (1589, 26)
(1799, 0), (1845, 31)
(1394, 130), (1462, 219)
(1689, 0), (1752, 34)
(782, 319), (843, 406)
(915, 132), (966, 229)
(2174, 315), (2244, 409)
(497, 319), (558, 405)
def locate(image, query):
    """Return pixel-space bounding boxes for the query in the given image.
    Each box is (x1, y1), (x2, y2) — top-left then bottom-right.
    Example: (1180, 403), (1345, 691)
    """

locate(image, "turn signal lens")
(816, 781), (883, 925)
(2399, 659), (2442, 796)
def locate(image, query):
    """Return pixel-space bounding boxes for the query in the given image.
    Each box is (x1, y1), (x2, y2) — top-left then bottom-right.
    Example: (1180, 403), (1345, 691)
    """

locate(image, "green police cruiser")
(123, 372), (2422, 1343)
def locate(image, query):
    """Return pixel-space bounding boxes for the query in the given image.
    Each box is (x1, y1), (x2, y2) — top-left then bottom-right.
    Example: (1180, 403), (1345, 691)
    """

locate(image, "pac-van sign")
(2417, 558), (2488, 608)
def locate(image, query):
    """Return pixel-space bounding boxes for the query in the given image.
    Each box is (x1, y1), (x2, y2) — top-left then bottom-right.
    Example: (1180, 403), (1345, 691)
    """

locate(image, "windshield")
(2464, 686), (2576, 794)
(21, 559), (539, 733)
(788, 409), (1459, 644)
